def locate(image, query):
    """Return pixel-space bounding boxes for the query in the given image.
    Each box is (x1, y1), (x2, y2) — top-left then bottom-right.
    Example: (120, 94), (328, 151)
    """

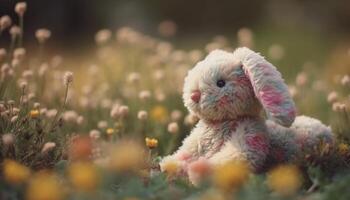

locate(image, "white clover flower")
(127, 72), (140, 84)
(171, 110), (183, 122)
(95, 29), (112, 45)
(139, 90), (152, 101)
(118, 105), (129, 117)
(341, 75), (350, 87)
(35, 28), (51, 44)
(237, 27), (254, 48)
(15, 2), (27, 16)
(137, 110), (148, 121)
(167, 122), (179, 134)
(97, 120), (108, 129)
(327, 91), (338, 103)
(89, 129), (101, 140)
(0, 15), (12, 30)
(76, 115), (84, 125)
(62, 110), (78, 123)
(268, 44), (285, 60)
(295, 72), (308, 86)
(9, 25), (21, 37)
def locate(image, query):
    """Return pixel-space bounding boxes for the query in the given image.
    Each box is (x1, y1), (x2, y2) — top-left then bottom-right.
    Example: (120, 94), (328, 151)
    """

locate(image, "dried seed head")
(35, 28), (51, 44)
(15, 2), (27, 16)
(63, 71), (74, 85)
(0, 15), (12, 30)
(9, 25), (21, 37)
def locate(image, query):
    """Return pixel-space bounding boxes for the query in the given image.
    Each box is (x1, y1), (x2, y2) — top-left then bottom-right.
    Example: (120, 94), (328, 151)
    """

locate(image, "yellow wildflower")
(212, 161), (250, 192)
(30, 109), (40, 118)
(3, 159), (31, 185)
(150, 105), (168, 123)
(162, 161), (179, 177)
(145, 137), (158, 149)
(109, 140), (145, 172)
(26, 172), (63, 200)
(68, 162), (99, 191)
(338, 143), (349, 155)
(267, 164), (302, 196)
(106, 128), (115, 135)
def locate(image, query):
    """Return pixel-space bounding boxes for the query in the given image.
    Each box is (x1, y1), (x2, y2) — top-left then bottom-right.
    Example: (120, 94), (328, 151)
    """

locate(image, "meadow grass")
(1, 2), (350, 200)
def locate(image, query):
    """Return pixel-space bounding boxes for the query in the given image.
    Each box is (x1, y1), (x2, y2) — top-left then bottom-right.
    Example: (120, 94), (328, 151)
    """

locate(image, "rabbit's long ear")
(233, 47), (296, 127)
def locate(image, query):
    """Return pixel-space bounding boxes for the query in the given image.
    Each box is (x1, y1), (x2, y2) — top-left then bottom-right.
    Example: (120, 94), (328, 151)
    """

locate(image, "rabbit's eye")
(216, 79), (226, 88)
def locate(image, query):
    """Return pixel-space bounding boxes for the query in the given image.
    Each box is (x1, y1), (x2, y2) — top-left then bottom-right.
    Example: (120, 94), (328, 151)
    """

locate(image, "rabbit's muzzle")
(191, 90), (201, 103)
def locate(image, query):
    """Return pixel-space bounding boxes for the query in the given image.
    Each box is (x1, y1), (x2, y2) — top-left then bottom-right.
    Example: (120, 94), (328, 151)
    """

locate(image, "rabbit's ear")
(233, 47), (296, 127)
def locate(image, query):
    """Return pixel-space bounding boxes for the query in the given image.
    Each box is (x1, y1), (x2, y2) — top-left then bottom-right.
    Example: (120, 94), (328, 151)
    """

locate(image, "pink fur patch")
(176, 152), (192, 161)
(246, 134), (269, 154)
(218, 95), (230, 107)
(259, 86), (283, 107)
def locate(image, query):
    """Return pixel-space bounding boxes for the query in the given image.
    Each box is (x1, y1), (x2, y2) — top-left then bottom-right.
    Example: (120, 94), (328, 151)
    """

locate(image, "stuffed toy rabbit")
(160, 47), (333, 184)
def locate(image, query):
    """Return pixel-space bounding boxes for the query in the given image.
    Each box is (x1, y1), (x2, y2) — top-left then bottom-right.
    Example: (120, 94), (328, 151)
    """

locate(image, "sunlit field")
(1, 2), (350, 200)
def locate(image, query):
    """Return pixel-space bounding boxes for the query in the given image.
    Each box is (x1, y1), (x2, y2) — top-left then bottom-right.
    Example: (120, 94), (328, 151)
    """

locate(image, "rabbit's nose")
(191, 90), (201, 103)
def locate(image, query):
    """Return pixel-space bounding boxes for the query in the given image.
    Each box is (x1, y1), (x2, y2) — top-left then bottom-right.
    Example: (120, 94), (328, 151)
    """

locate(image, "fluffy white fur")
(160, 47), (334, 184)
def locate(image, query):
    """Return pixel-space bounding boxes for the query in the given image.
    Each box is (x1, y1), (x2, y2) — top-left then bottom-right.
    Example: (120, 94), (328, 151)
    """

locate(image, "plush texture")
(160, 47), (334, 184)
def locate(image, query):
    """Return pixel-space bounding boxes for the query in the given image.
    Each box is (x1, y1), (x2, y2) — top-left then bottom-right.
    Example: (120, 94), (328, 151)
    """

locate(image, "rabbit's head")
(183, 47), (296, 127)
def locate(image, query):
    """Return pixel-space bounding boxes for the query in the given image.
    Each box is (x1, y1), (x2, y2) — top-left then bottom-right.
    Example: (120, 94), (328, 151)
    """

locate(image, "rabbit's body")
(160, 47), (334, 184)
(267, 115), (333, 164)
